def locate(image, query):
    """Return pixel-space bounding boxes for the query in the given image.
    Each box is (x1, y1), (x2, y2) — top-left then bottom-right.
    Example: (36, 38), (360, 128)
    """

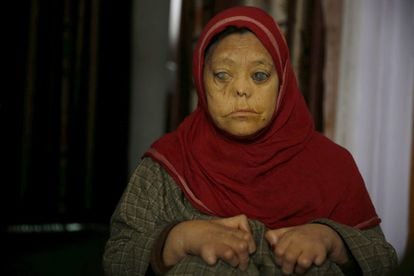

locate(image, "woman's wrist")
(328, 229), (350, 265)
(310, 219), (362, 275)
(310, 222), (349, 264)
(163, 221), (191, 266)
(336, 253), (361, 276)
(150, 222), (182, 274)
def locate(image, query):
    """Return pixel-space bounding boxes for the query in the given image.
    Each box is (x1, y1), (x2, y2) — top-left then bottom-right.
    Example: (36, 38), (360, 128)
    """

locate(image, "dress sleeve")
(313, 218), (398, 275)
(102, 158), (179, 276)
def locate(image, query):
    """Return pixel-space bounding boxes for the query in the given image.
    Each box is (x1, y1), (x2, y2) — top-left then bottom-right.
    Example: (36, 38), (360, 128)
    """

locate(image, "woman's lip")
(228, 109), (259, 117)
(231, 109), (258, 114)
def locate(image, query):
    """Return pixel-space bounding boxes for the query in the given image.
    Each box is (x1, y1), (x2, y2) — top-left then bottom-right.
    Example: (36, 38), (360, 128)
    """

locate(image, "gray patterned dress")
(103, 158), (397, 275)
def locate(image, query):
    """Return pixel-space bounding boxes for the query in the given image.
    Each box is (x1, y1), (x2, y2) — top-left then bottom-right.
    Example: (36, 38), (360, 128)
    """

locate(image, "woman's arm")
(313, 219), (398, 275)
(265, 219), (397, 275)
(103, 158), (182, 275)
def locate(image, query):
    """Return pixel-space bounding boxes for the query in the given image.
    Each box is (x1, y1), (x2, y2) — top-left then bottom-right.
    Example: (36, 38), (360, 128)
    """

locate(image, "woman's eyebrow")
(211, 57), (273, 67)
(251, 59), (274, 67)
(211, 57), (236, 65)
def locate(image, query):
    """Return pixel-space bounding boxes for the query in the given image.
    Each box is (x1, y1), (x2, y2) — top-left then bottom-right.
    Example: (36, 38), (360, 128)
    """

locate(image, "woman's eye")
(214, 72), (230, 81)
(252, 71), (269, 82)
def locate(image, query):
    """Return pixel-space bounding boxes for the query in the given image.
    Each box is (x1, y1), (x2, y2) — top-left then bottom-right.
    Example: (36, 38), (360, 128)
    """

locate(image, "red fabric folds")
(144, 6), (380, 230)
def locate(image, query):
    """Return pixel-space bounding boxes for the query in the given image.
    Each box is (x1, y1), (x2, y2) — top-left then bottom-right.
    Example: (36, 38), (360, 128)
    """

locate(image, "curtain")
(4, 0), (132, 227)
(335, 0), (414, 258)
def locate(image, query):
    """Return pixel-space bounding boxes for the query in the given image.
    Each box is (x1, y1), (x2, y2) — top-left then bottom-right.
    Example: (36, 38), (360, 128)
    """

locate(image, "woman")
(103, 6), (397, 275)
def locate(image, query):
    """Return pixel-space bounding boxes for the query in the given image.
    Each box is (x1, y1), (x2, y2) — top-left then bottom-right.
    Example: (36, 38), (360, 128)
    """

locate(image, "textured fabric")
(150, 222), (180, 274)
(314, 219), (398, 275)
(103, 158), (397, 275)
(145, 6), (379, 230)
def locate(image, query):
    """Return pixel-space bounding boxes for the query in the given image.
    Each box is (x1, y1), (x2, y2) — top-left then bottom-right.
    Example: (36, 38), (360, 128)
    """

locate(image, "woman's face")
(204, 32), (279, 137)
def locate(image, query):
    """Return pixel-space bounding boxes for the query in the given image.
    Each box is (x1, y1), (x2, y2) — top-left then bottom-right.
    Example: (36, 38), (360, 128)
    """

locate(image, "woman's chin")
(222, 125), (264, 139)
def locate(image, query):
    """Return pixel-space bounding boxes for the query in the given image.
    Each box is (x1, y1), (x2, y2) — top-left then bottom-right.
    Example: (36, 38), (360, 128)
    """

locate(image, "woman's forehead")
(206, 32), (274, 65)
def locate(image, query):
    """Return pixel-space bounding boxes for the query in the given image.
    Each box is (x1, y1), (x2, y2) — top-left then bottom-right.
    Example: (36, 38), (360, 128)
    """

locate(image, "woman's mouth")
(227, 109), (259, 119)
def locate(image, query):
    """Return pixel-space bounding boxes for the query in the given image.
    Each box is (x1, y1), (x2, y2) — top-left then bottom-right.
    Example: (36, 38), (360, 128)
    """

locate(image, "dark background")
(3, 0), (132, 274)
(2, 0), (327, 275)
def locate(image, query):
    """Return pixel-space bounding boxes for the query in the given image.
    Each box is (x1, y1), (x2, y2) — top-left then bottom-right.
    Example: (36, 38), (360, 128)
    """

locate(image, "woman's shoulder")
(128, 157), (178, 192)
(132, 157), (208, 219)
(136, 156), (165, 173)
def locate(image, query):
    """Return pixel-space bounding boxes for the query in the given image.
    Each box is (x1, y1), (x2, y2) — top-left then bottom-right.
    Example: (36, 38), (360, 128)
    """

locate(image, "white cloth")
(335, 0), (414, 259)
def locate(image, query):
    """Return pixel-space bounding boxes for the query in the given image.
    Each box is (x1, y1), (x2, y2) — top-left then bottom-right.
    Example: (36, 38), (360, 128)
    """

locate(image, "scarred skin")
(162, 32), (350, 275)
(163, 215), (256, 271)
(265, 224), (349, 274)
(203, 32), (279, 137)
(163, 214), (349, 275)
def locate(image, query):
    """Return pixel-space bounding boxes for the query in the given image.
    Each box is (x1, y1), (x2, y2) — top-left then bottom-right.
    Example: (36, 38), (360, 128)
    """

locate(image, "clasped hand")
(265, 223), (349, 274)
(163, 215), (256, 271)
(163, 215), (348, 275)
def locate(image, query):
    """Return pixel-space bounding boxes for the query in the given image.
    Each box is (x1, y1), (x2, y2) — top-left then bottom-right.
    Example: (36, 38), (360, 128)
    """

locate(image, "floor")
(3, 229), (108, 276)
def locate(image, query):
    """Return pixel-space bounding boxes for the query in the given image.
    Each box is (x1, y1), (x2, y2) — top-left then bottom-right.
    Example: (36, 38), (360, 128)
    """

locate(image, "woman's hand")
(163, 214), (256, 271)
(265, 224), (349, 275)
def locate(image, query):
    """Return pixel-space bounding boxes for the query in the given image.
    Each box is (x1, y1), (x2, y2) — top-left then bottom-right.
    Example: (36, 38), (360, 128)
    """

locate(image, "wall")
(129, 0), (171, 173)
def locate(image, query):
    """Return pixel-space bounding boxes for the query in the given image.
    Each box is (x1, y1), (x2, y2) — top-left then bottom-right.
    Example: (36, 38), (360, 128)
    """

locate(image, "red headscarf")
(145, 6), (380, 230)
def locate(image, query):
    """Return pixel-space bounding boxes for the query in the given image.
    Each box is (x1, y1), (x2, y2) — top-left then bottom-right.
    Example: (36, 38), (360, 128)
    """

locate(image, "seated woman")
(103, 6), (397, 275)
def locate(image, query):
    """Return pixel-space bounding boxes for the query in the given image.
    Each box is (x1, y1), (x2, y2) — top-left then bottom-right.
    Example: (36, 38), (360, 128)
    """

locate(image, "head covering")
(145, 6), (380, 229)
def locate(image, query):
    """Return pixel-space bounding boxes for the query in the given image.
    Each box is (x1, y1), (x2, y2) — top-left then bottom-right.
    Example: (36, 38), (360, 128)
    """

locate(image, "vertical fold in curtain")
(286, 0), (325, 131)
(21, 0), (39, 209)
(320, 0), (343, 140)
(85, 0), (99, 210)
(409, 93), (414, 251)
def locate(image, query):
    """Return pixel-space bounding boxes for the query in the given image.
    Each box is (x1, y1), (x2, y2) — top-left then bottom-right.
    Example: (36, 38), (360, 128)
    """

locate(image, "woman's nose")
(233, 77), (251, 97)
(236, 89), (248, 97)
